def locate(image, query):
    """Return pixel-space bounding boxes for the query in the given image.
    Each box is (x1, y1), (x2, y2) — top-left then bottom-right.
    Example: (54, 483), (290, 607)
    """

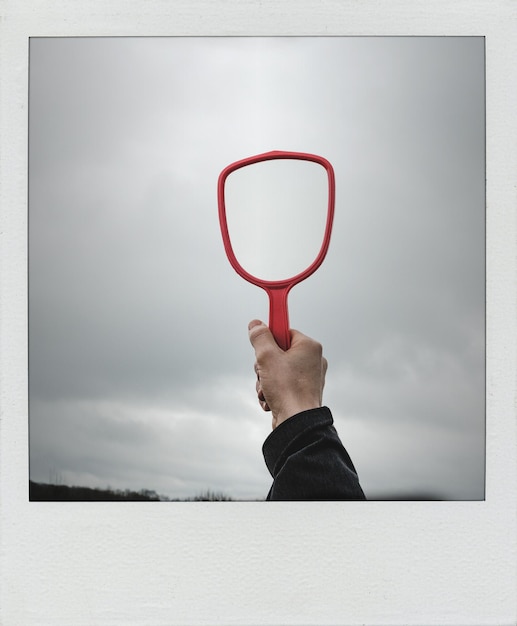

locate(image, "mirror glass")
(224, 158), (330, 281)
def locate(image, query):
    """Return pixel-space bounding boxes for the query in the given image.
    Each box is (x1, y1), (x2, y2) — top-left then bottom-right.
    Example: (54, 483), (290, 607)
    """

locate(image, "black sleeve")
(262, 406), (366, 501)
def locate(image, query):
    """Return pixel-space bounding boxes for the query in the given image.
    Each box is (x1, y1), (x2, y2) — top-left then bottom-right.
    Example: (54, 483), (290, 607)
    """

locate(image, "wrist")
(275, 399), (322, 427)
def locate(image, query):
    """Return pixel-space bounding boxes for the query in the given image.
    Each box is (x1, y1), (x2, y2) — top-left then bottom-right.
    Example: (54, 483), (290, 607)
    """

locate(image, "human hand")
(248, 319), (328, 429)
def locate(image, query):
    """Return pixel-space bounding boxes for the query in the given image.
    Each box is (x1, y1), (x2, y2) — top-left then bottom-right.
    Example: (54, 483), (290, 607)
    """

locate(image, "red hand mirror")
(217, 150), (335, 351)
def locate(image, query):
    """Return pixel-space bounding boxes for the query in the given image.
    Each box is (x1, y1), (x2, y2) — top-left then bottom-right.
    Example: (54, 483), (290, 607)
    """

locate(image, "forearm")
(262, 407), (366, 501)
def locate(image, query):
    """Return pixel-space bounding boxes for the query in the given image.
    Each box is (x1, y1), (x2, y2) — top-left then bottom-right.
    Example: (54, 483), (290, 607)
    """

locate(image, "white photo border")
(1, 1), (516, 624)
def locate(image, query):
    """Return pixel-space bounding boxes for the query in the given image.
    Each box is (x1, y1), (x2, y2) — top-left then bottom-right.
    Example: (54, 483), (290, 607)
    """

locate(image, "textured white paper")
(1, 1), (516, 625)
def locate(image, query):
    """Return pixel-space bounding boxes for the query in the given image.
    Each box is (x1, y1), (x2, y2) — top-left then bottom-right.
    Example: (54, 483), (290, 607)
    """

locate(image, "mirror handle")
(267, 286), (291, 351)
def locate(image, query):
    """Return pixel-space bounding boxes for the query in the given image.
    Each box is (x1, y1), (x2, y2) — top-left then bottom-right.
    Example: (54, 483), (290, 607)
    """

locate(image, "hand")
(248, 319), (328, 429)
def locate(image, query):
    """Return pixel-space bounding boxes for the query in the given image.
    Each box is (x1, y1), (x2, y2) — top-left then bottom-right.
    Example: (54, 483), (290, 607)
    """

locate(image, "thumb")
(248, 319), (278, 353)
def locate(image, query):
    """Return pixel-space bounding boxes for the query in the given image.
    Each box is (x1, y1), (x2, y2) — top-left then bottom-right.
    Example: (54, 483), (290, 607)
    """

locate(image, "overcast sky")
(28, 36), (485, 500)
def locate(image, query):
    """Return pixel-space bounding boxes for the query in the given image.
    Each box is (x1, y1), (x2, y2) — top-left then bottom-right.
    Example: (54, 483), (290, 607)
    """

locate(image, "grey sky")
(29, 36), (485, 500)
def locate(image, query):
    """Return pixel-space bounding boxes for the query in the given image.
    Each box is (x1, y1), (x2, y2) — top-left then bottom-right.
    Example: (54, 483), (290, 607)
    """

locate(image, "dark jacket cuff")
(263, 406), (334, 476)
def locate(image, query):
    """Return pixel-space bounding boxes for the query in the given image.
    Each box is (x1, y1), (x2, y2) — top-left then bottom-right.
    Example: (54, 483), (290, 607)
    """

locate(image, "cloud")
(30, 380), (272, 500)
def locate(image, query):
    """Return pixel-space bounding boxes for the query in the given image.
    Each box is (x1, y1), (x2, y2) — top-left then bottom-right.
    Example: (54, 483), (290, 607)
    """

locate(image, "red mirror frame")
(218, 150), (335, 350)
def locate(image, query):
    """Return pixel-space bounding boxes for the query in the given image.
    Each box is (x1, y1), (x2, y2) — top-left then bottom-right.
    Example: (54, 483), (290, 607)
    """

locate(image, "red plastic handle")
(268, 285), (291, 351)
(218, 150), (335, 351)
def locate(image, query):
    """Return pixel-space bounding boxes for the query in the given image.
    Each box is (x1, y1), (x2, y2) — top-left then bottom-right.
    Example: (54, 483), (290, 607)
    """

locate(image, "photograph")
(28, 35), (486, 502)
(2, 3), (516, 624)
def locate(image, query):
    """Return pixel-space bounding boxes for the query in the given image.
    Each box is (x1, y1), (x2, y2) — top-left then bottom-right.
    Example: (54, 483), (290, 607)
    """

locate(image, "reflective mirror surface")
(223, 158), (330, 281)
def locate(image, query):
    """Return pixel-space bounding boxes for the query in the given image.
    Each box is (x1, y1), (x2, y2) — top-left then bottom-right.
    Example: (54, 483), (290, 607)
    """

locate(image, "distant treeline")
(29, 481), (235, 502)
(29, 481), (444, 502)
(29, 481), (161, 501)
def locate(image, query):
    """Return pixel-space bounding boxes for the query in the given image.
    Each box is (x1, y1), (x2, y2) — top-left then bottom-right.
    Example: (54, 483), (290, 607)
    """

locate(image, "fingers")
(249, 320), (278, 413)
(255, 369), (271, 412)
(259, 394), (271, 412)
